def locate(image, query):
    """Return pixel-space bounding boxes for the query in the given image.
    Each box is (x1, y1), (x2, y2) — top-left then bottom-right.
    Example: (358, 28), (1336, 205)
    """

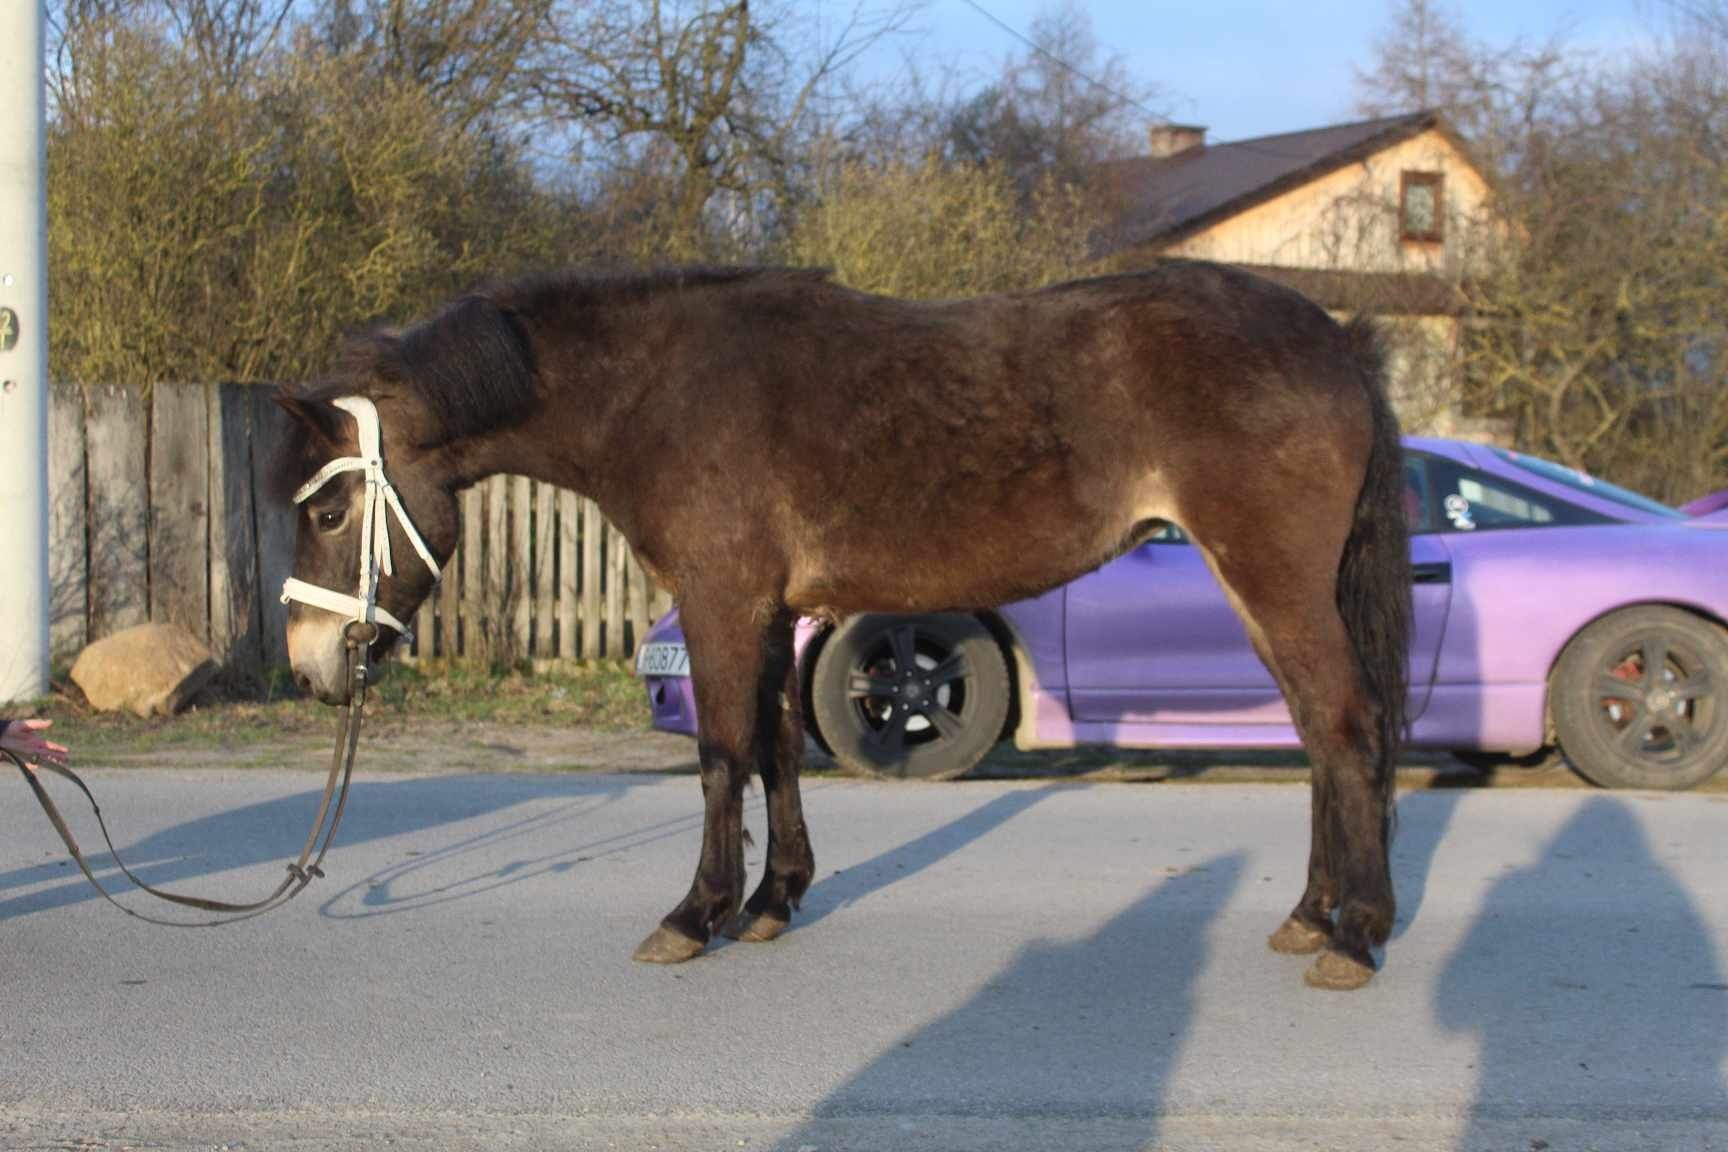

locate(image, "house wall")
(1138, 128), (1502, 439)
(1161, 129), (1494, 276)
(1377, 313), (1466, 433)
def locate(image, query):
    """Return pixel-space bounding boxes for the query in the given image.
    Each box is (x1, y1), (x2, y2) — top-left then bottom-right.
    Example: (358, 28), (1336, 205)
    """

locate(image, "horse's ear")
(273, 389), (346, 445)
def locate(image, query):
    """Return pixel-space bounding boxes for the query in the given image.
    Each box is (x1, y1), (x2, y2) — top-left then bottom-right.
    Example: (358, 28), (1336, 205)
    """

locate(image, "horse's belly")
(782, 448), (1172, 615)
(785, 510), (1133, 616)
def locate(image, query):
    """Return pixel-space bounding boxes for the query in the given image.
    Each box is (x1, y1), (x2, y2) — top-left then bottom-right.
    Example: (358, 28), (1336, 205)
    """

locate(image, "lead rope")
(7, 624), (373, 928)
(14, 395), (435, 927)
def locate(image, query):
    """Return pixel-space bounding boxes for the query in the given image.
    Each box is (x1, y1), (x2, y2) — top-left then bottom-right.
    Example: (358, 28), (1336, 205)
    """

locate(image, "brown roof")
(1229, 263), (1468, 316)
(1095, 111), (1457, 256)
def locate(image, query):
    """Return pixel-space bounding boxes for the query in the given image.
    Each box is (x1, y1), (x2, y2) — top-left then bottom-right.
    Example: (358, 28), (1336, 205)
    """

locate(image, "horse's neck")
(432, 363), (614, 504)
(434, 278), (708, 506)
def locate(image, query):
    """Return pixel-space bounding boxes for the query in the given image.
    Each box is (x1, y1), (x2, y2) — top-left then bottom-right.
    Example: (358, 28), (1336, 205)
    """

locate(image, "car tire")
(1551, 606), (1728, 791)
(809, 614), (1010, 780)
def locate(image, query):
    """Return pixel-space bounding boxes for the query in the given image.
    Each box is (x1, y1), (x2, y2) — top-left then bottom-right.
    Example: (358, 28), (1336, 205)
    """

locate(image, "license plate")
(636, 642), (690, 677)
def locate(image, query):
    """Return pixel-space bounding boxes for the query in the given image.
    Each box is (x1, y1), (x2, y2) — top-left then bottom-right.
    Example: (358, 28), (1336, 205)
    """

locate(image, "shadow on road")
(773, 852), (1246, 1150)
(791, 786), (1061, 930)
(1390, 788), (1465, 941)
(1436, 796), (1728, 1148)
(6, 771), (1050, 929)
(0, 774), (659, 923)
(319, 776), (814, 920)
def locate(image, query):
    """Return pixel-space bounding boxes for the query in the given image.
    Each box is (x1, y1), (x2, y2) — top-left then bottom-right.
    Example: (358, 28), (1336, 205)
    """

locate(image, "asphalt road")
(2, 769), (1725, 1150)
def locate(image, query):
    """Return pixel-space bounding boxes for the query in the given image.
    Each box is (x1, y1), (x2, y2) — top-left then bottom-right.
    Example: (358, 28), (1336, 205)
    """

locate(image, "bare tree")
(944, 0), (1155, 187)
(1458, 41), (1728, 501)
(528, 0), (918, 259)
(165, 0), (297, 89)
(307, 0), (552, 128)
(1355, 0), (1571, 176)
(1354, 0), (1728, 500)
(1355, 0), (1478, 114)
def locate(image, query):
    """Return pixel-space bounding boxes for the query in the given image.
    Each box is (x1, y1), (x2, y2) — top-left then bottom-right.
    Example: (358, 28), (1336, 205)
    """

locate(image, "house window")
(1400, 171), (1444, 243)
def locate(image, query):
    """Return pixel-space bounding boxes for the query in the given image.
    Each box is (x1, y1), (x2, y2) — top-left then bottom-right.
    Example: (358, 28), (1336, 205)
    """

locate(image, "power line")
(953, 0), (1162, 120)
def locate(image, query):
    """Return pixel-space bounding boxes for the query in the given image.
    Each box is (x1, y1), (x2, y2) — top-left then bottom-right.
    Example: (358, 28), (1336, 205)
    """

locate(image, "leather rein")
(9, 396), (436, 927)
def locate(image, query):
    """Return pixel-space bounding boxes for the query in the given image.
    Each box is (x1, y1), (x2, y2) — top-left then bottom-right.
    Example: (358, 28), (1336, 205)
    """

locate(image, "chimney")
(1147, 123), (1206, 159)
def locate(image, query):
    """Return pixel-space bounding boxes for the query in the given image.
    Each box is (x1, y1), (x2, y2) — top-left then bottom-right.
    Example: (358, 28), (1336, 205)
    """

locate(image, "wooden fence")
(48, 382), (670, 672)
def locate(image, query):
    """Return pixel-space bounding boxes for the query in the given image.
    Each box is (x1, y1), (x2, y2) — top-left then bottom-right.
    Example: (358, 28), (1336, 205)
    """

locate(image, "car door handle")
(1412, 561), (1452, 585)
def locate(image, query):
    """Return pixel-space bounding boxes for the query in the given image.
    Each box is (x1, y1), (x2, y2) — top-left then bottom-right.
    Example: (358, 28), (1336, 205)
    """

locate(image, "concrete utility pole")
(0, 0), (51, 705)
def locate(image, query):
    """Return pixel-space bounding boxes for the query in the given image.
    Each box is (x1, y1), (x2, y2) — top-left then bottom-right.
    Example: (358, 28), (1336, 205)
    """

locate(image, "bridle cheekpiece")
(279, 396), (440, 641)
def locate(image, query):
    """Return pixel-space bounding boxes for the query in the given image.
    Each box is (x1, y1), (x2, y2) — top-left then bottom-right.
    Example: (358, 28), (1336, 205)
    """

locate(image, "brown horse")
(275, 262), (1411, 990)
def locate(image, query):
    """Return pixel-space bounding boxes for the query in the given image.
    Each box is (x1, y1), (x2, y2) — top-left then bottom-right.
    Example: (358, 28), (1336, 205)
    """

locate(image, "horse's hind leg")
(725, 609), (815, 942)
(632, 594), (774, 964)
(1220, 605), (1338, 959)
(1192, 521), (1395, 991)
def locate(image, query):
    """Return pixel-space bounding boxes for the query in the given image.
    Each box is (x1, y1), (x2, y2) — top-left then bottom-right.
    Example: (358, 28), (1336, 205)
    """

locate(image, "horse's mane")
(274, 290), (540, 488)
(501, 264), (831, 311)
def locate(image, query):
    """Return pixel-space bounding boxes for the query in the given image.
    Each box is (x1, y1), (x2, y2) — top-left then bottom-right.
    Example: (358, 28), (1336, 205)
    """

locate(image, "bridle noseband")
(280, 396), (441, 641)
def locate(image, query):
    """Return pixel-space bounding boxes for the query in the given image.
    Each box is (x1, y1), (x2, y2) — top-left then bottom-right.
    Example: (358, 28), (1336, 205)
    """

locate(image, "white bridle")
(279, 396), (440, 641)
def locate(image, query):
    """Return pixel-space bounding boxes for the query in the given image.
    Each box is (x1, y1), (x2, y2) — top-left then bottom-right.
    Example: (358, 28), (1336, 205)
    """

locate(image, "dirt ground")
(26, 660), (1724, 791)
(47, 715), (1718, 792)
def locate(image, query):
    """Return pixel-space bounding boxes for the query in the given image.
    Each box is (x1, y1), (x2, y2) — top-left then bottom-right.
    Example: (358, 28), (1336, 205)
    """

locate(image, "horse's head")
(274, 376), (461, 705)
(274, 296), (541, 702)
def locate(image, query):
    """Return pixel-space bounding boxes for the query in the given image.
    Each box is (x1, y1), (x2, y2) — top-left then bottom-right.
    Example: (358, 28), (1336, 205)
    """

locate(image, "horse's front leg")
(632, 595), (768, 964)
(726, 609), (814, 943)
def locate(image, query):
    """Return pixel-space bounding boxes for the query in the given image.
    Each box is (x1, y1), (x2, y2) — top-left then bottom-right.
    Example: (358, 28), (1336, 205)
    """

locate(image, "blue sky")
(855, 0), (1666, 142)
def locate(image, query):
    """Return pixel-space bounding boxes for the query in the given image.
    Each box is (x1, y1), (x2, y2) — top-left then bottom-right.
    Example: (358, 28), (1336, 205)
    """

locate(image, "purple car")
(638, 437), (1728, 790)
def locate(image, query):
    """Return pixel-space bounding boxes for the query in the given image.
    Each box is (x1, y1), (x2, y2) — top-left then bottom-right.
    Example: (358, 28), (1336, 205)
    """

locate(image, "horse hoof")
(631, 925), (706, 965)
(1303, 948), (1376, 991)
(722, 912), (790, 943)
(1268, 916), (1330, 955)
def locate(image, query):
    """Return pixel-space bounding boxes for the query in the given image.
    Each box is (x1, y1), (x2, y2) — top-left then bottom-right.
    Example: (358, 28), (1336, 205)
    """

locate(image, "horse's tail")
(1336, 317), (1411, 811)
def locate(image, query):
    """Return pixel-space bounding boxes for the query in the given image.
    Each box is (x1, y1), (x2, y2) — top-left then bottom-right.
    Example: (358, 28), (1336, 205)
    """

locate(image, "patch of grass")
(369, 660), (651, 729)
(30, 659), (651, 759)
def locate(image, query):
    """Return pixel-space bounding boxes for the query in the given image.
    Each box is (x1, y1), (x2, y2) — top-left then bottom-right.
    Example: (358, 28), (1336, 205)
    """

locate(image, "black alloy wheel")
(809, 614), (1011, 780)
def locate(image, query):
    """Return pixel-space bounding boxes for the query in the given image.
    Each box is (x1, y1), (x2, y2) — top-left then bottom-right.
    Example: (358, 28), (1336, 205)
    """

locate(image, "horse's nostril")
(295, 673), (313, 695)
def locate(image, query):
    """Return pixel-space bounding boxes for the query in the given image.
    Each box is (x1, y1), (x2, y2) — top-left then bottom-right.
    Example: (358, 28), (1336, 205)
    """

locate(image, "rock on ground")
(70, 621), (217, 717)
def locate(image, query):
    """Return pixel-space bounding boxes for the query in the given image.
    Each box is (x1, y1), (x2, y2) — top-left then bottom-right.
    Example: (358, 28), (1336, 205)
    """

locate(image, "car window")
(1142, 522), (1189, 545)
(1403, 456), (1434, 533)
(1429, 460), (1606, 532)
(1487, 447), (1682, 520)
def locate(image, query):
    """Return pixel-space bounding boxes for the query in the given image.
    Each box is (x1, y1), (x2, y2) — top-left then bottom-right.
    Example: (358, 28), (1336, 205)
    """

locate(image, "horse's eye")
(316, 508), (346, 532)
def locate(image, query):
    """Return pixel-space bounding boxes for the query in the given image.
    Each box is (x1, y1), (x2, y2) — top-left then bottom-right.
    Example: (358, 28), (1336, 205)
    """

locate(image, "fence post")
(249, 386), (296, 668)
(484, 474), (510, 663)
(439, 528), (460, 661)
(511, 474), (531, 656)
(534, 481), (555, 658)
(86, 385), (149, 640)
(626, 547), (650, 655)
(149, 382), (210, 637)
(47, 383), (86, 664)
(558, 489), (578, 660)
(581, 497), (602, 660)
(209, 382), (260, 671)
(605, 525), (625, 658)
(461, 485), (483, 661)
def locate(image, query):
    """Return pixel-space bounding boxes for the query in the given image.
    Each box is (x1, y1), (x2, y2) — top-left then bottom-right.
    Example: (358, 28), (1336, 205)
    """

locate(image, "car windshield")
(1489, 448), (1684, 520)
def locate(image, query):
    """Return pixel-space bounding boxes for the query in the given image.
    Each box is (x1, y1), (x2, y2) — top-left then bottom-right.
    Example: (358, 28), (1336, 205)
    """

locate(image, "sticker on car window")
(1444, 494), (1475, 531)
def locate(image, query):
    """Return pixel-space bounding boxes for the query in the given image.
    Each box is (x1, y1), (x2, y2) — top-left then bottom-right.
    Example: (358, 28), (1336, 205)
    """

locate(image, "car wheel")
(809, 613), (1010, 780)
(1551, 606), (1728, 790)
